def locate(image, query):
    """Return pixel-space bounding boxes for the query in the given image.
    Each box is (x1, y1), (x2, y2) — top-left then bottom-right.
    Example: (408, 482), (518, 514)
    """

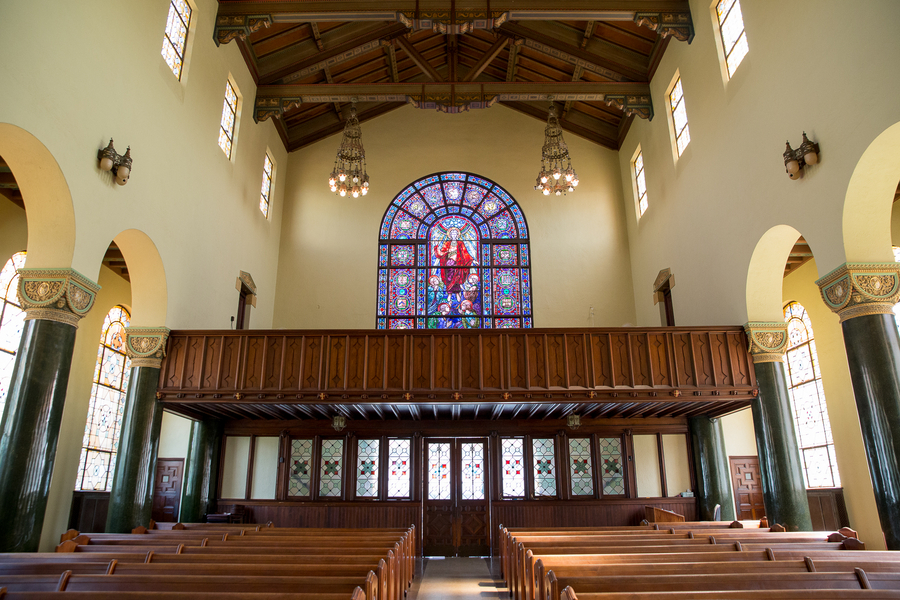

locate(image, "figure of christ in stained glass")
(427, 216), (480, 329)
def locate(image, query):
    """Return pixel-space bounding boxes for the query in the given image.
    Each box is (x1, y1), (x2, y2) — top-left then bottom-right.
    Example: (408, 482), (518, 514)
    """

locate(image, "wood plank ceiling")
(214, 1), (695, 151)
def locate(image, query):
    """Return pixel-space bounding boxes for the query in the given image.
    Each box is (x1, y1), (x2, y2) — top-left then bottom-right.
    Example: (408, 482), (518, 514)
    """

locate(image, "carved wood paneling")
(460, 335), (480, 390)
(507, 334), (528, 389)
(301, 336), (322, 389)
(631, 334), (650, 386)
(366, 336), (385, 390)
(183, 336), (204, 389)
(434, 335), (453, 389)
(547, 334), (567, 388)
(482, 334), (502, 389)
(243, 336), (264, 389)
(327, 335), (347, 389)
(264, 336), (283, 389)
(346, 335), (366, 389)
(202, 336), (221, 389)
(283, 337), (303, 390)
(590, 333), (612, 388)
(566, 334), (586, 388)
(528, 335), (547, 388)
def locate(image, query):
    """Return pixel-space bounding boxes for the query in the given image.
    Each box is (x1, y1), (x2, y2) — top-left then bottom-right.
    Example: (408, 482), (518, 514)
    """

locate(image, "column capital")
(743, 322), (788, 363)
(125, 327), (171, 369)
(16, 268), (101, 328)
(816, 262), (900, 322)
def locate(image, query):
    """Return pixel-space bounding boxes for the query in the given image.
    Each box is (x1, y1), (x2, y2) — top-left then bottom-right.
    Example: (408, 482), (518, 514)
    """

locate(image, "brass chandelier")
(534, 100), (578, 196)
(328, 100), (369, 197)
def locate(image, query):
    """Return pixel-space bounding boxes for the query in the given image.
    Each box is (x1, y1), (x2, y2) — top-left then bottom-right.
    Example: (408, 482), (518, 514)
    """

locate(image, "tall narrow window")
(532, 438), (557, 497)
(783, 302), (841, 488)
(460, 442), (485, 500)
(501, 438), (525, 498)
(0, 252), (26, 416)
(218, 80), (239, 159)
(633, 149), (648, 217)
(569, 437), (595, 496)
(319, 439), (344, 497)
(668, 77), (690, 157)
(259, 153), (274, 218)
(598, 437), (625, 495)
(715, 0), (749, 78)
(427, 442), (452, 500)
(76, 306), (131, 491)
(288, 438), (313, 497)
(387, 438), (412, 498)
(161, 0), (192, 79)
(355, 439), (380, 498)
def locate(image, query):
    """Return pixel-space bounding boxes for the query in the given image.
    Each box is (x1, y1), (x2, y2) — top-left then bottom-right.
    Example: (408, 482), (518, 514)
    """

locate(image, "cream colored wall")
(662, 434), (691, 497)
(783, 258), (883, 547)
(633, 434), (662, 497)
(39, 266), (132, 550)
(158, 411), (193, 459)
(619, 0), (900, 327)
(273, 105), (637, 328)
(0, 0), (286, 329)
(221, 436), (251, 499)
(250, 437), (279, 500)
(721, 409), (757, 458)
(0, 202), (27, 264)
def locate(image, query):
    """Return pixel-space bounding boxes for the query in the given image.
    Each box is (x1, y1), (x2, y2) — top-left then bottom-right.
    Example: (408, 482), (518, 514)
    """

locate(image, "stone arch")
(843, 121), (900, 263)
(0, 123), (76, 269)
(746, 224), (804, 322)
(111, 229), (167, 327)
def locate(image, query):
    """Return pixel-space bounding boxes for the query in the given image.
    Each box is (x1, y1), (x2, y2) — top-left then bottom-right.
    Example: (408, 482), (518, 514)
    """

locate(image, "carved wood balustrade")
(157, 327), (757, 421)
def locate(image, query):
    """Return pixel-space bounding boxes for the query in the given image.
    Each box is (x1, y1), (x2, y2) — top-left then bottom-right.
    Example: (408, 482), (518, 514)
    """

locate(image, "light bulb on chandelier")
(534, 98), (577, 197)
(328, 98), (370, 198)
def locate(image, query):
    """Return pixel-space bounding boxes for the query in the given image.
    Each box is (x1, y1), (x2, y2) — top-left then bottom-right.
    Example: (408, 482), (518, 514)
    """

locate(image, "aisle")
(408, 557), (508, 600)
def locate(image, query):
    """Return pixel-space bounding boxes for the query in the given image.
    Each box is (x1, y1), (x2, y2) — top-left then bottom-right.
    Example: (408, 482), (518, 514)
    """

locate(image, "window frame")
(161, 0), (194, 81)
(259, 151), (275, 219)
(711, 0), (749, 81)
(665, 73), (691, 161)
(218, 77), (241, 160)
(631, 146), (648, 219)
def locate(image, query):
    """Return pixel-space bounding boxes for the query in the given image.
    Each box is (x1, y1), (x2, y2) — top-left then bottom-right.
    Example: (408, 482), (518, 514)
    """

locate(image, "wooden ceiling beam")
(287, 102), (406, 150)
(501, 100), (618, 150)
(309, 22), (325, 50)
(385, 41), (400, 82)
(505, 40), (521, 81)
(461, 36), (508, 82)
(580, 21), (595, 49)
(395, 35), (443, 81)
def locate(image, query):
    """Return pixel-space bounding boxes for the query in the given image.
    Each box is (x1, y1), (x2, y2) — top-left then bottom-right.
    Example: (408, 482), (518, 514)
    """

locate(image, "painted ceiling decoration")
(214, 1), (693, 151)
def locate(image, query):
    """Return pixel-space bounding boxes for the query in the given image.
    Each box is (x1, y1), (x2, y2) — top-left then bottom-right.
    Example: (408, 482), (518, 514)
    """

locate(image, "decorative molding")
(652, 268), (674, 305)
(519, 38), (626, 82)
(633, 12), (694, 43)
(16, 268), (101, 328)
(816, 263), (900, 323)
(125, 327), (171, 369)
(236, 271), (258, 308)
(743, 322), (788, 363)
(604, 94), (654, 120)
(278, 38), (389, 85)
(214, 14), (273, 46)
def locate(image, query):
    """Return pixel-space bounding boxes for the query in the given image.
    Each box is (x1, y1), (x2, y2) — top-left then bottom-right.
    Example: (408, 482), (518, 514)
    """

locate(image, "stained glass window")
(259, 153), (273, 218)
(599, 437), (625, 495)
(0, 252), (26, 418)
(319, 439), (344, 497)
(569, 438), (595, 496)
(388, 438), (412, 498)
(668, 77), (691, 157)
(532, 438), (557, 497)
(289, 438), (313, 497)
(428, 442), (451, 500)
(377, 172), (533, 329)
(716, 0), (749, 78)
(356, 439), (380, 497)
(783, 301), (841, 488)
(218, 79), (238, 159)
(501, 438), (525, 498)
(633, 150), (648, 217)
(460, 442), (485, 500)
(75, 305), (131, 491)
(161, 0), (192, 80)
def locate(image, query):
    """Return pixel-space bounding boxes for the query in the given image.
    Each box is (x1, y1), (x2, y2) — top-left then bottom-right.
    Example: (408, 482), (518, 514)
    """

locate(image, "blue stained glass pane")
(441, 172), (467, 181)
(489, 212), (517, 239)
(403, 195), (429, 218)
(510, 205), (528, 238)
(426, 316), (475, 329)
(522, 270), (532, 314)
(482, 268), (493, 310)
(467, 175), (494, 189)
(380, 206), (398, 238)
(496, 318), (519, 328)
(391, 245), (416, 266)
(435, 207), (447, 216)
(417, 245), (427, 265)
(443, 181), (465, 203)
(473, 214), (484, 224)
(379, 245), (388, 266)
(493, 244), (518, 266)
(389, 269), (415, 316)
(478, 195), (503, 218)
(377, 269), (388, 316)
(483, 318), (492, 328)
(416, 317), (425, 328)
(415, 175), (440, 189)
(421, 184), (445, 208)
(521, 244), (530, 266)
(389, 319), (414, 329)
(482, 245), (491, 265)
(377, 317), (386, 329)
(494, 269), (521, 315)
(460, 208), (474, 217)
(394, 186), (417, 204)
(390, 211), (419, 239)
(418, 224), (428, 238)
(479, 224), (490, 237)
(493, 187), (513, 204)
(447, 206), (459, 214)
(424, 214), (436, 224)
(463, 185), (487, 209)
(524, 317), (533, 328)
(417, 270), (426, 314)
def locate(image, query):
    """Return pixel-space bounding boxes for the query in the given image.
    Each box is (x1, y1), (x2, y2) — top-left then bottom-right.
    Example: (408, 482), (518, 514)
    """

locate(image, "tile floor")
(407, 557), (508, 600)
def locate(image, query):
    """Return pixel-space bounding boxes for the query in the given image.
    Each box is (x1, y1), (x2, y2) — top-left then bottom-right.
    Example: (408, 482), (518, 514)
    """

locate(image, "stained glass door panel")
(423, 438), (490, 557)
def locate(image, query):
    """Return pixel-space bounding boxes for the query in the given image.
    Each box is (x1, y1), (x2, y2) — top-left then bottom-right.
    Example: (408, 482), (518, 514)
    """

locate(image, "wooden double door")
(423, 438), (490, 557)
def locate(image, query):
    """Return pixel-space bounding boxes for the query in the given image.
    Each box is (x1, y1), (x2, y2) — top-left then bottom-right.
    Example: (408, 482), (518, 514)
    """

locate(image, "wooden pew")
(644, 506), (684, 523)
(561, 589), (900, 600)
(0, 588), (366, 600)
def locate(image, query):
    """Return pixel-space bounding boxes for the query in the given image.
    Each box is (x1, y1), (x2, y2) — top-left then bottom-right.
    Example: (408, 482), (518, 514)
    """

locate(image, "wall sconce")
(332, 415), (346, 432)
(783, 132), (819, 180)
(97, 139), (133, 185)
(567, 414), (582, 430)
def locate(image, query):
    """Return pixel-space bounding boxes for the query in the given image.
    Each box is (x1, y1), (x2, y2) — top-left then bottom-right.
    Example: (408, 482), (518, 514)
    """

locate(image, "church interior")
(2, 0), (900, 595)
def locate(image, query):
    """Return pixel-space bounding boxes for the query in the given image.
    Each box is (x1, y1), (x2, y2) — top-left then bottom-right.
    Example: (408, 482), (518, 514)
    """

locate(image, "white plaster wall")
(662, 434), (691, 497)
(221, 436), (251, 500)
(250, 437), (279, 500)
(273, 105), (637, 329)
(721, 409), (757, 458)
(0, 202), (27, 265)
(633, 434), (662, 497)
(158, 411), (193, 459)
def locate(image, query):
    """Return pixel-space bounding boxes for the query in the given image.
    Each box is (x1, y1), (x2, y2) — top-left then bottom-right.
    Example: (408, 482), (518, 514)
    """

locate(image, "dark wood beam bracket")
(633, 11), (694, 43)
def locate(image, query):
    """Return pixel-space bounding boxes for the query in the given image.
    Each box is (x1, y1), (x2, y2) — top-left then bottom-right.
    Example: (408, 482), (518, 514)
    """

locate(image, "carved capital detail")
(604, 94), (654, 120)
(743, 322), (788, 363)
(633, 12), (694, 43)
(17, 268), (101, 328)
(816, 263), (900, 322)
(125, 327), (171, 369)
(215, 14), (273, 46)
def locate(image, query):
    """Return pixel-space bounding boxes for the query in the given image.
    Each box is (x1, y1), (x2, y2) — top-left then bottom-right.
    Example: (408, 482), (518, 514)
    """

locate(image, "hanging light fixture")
(534, 98), (578, 196)
(328, 98), (369, 198)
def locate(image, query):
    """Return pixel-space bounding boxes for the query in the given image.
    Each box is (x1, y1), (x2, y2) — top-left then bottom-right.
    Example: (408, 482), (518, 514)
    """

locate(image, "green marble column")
(689, 416), (736, 522)
(0, 268), (99, 552)
(818, 263), (900, 549)
(206, 422), (223, 515)
(745, 322), (812, 532)
(180, 419), (223, 522)
(106, 327), (170, 533)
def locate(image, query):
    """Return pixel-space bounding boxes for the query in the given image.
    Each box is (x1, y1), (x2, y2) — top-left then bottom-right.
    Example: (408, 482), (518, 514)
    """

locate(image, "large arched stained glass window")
(76, 305), (131, 491)
(783, 301), (840, 488)
(0, 252), (26, 417)
(377, 172), (533, 329)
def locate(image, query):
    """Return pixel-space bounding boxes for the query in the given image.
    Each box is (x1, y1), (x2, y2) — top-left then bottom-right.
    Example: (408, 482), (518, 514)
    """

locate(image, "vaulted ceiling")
(214, 1), (695, 151)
